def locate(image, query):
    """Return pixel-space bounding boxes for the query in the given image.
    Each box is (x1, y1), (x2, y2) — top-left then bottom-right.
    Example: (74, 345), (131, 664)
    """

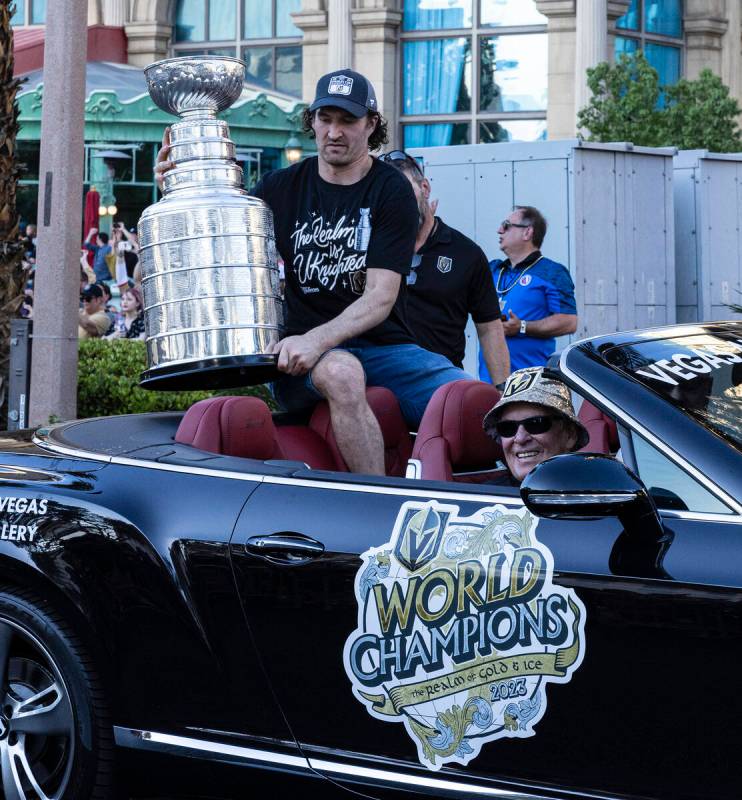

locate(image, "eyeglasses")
(406, 253), (422, 286)
(500, 220), (531, 232)
(494, 415), (555, 439)
(380, 150), (425, 178)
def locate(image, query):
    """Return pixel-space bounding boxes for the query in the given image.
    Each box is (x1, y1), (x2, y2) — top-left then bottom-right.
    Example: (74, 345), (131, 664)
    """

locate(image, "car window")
(603, 332), (742, 454)
(631, 433), (732, 514)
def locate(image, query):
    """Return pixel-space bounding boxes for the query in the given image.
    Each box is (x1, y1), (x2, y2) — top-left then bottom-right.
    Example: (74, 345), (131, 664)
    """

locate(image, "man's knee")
(311, 351), (367, 405)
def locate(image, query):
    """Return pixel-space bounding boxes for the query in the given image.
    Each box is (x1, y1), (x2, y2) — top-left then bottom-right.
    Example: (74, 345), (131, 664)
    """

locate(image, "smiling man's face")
(498, 402), (578, 482)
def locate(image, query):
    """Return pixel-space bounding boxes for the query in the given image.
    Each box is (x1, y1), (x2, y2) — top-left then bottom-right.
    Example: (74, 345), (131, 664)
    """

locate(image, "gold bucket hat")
(482, 367), (589, 451)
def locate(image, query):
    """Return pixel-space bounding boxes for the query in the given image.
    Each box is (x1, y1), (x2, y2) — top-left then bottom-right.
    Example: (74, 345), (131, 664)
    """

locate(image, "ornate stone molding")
(124, 20), (173, 65)
(351, 7), (402, 44)
(606, 0), (630, 23)
(534, 0), (576, 20)
(684, 0), (728, 50)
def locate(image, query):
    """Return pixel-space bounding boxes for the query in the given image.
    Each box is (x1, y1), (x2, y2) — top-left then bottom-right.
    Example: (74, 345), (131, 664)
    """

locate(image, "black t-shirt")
(406, 218), (501, 367)
(252, 157), (419, 345)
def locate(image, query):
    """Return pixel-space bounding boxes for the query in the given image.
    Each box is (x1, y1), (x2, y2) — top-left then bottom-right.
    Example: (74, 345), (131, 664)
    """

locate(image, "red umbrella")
(83, 188), (100, 267)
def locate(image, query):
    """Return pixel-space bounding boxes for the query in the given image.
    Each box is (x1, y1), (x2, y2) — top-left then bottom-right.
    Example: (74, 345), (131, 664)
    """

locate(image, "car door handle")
(245, 533), (325, 564)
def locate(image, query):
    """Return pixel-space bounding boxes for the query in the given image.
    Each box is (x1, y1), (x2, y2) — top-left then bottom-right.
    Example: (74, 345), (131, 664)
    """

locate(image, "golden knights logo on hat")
(503, 368), (539, 397)
(329, 75), (353, 95)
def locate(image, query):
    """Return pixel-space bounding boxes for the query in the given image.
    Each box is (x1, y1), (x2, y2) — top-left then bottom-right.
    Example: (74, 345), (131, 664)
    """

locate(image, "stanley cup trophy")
(138, 55), (283, 390)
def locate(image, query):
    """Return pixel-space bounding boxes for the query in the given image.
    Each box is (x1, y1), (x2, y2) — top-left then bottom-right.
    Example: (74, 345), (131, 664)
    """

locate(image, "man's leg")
(359, 344), (473, 428)
(311, 350), (385, 475)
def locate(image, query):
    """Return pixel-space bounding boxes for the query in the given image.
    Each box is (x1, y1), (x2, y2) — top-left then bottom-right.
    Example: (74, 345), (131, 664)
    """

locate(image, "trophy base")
(140, 355), (279, 391)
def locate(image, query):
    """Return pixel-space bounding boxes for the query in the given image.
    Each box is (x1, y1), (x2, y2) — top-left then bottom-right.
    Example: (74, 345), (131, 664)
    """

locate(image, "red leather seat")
(309, 387), (413, 477)
(175, 396), (341, 470)
(175, 388), (413, 475)
(411, 380), (504, 482)
(578, 400), (619, 454)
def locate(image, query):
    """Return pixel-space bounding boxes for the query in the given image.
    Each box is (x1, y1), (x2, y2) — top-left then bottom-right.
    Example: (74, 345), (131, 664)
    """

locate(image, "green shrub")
(77, 339), (275, 418)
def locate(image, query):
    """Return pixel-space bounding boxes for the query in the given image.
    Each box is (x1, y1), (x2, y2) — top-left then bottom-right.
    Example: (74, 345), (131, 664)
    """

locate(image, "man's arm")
(270, 268), (400, 375)
(502, 310), (577, 338)
(475, 319), (510, 384)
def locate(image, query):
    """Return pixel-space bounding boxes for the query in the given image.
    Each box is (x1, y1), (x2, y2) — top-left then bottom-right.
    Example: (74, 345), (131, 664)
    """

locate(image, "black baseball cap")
(309, 69), (378, 118)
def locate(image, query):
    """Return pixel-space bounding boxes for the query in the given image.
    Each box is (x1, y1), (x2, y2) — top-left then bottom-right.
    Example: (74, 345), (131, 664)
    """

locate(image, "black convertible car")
(0, 321), (740, 800)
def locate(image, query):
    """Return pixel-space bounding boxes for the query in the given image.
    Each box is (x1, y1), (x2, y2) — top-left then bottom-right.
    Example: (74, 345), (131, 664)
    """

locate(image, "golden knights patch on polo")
(343, 501), (586, 769)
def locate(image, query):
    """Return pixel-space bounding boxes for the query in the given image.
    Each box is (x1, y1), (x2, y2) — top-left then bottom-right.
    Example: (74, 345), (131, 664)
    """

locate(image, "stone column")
(536, 0), (578, 139)
(30, 0), (89, 425)
(351, 0), (403, 142)
(327, 0), (353, 69)
(574, 0), (608, 116)
(292, 0), (329, 103)
(124, 0), (172, 67)
(685, 0), (728, 78)
(720, 0), (742, 116)
(101, 0), (128, 26)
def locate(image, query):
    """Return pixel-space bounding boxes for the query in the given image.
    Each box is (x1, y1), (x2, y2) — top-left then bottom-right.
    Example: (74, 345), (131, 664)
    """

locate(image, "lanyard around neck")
(496, 255), (543, 297)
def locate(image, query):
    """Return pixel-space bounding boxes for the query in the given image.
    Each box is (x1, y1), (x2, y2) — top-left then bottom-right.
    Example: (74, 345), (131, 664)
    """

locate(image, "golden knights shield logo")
(349, 269), (366, 295)
(344, 501), (587, 770)
(394, 506), (451, 572)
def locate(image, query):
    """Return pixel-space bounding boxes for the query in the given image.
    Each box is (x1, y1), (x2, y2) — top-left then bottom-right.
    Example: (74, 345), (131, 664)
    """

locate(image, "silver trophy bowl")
(144, 56), (245, 118)
(138, 56), (283, 390)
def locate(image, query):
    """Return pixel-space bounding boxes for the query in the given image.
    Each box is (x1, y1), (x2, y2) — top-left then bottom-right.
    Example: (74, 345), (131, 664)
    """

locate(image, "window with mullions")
(615, 0), (683, 91)
(10, 0), (46, 26)
(174, 0), (303, 97)
(400, 0), (547, 147)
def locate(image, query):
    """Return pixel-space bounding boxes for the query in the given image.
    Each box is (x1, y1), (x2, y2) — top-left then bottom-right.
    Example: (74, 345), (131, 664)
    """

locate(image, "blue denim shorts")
(271, 342), (472, 428)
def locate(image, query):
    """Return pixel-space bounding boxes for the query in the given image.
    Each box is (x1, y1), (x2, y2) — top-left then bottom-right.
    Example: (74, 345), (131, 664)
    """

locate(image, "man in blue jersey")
(480, 206), (577, 381)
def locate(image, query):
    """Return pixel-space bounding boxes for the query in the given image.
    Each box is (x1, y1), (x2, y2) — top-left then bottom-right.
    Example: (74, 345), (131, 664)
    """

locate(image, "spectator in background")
(480, 206), (577, 379)
(83, 227), (112, 284)
(78, 284), (111, 339)
(381, 150), (509, 385)
(20, 223), (36, 259)
(100, 283), (117, 335)
(107, 286), (145, 340)
(20, 296), (33, 319)
(79, 251), (96, 287)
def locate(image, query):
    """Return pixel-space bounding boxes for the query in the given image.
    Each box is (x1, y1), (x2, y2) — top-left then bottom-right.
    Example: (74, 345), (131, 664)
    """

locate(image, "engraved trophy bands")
(138, 55), (283, 390)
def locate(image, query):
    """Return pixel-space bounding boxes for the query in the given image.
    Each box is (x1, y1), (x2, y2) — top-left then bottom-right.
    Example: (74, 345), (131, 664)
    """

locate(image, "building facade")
(11, 0), (742, 148)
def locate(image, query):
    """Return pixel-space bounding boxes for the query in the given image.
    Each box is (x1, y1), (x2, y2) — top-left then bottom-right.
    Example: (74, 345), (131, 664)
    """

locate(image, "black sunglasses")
(500, 220), (531, 232)
(494, 415), (555, 439)
(406, 253), (422, 286)
(380, 150), (425, 178)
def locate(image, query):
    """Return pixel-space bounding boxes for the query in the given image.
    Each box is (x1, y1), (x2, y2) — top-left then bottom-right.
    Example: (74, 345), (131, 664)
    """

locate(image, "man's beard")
(417, 197), (427, 232)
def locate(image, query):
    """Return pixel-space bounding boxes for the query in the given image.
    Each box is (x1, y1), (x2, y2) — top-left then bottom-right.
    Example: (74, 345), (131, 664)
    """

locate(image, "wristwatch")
(519, 319), (528, 335)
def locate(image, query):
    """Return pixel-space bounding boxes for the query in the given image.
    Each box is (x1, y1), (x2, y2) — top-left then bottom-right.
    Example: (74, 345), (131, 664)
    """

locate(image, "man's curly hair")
(301, 108), (389, 152)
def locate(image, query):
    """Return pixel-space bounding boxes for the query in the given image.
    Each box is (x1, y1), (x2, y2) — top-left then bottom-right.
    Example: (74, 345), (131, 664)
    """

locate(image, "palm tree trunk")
(0, 0), (27, 416)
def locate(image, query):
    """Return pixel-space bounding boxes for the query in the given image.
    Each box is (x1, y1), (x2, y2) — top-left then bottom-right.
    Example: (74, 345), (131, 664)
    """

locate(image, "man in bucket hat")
(483, 367), (589, 485)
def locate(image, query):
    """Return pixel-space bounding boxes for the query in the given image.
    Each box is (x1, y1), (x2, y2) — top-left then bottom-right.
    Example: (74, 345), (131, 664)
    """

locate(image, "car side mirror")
(520, 453), (660, 530)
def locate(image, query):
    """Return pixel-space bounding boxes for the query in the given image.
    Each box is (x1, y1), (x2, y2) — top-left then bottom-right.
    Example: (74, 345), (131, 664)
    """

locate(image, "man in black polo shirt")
(381, 151), (509, 384)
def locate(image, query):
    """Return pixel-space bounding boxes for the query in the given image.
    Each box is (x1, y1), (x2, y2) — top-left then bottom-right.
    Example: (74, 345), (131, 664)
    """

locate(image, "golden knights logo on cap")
(329, 75), (353, 95)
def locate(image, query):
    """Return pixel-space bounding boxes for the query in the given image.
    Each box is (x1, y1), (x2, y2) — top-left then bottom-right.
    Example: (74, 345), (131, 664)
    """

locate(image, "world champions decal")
(343, 501), (586, 769)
